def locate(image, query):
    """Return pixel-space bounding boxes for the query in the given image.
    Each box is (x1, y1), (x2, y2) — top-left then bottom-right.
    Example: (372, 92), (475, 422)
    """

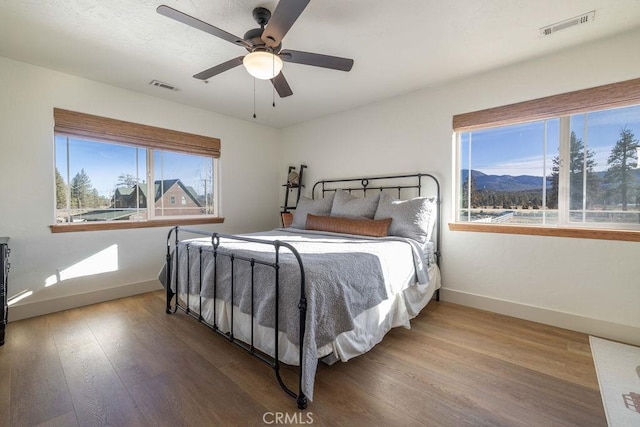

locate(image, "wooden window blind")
(54, 108), (220, 158)
(453, 77), (640, 132)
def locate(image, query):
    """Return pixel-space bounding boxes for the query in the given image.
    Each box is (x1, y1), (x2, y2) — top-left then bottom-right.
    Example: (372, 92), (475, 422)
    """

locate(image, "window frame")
(450, 78), (640, 242)
(50, 109), (224, 233)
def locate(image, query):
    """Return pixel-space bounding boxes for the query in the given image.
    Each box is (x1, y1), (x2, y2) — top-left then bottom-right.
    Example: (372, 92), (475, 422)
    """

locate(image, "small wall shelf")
(281, 165), (306, 227)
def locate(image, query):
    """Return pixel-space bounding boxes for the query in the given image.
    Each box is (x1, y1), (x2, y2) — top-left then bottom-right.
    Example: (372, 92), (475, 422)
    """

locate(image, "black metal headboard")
(311, 173), (441, 264)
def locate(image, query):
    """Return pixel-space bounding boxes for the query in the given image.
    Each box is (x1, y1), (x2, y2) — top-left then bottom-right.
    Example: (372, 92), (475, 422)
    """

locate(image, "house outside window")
(452, 78), (640, 240)
(52, 109), (222, 232)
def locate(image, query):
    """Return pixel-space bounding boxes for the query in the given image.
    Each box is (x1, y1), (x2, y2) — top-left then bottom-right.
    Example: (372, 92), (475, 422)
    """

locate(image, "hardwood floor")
(0, 291), (606, 426)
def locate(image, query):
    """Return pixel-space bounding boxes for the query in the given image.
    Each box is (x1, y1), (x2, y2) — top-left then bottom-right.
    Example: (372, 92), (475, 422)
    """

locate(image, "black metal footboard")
(164, 226), (308, 410)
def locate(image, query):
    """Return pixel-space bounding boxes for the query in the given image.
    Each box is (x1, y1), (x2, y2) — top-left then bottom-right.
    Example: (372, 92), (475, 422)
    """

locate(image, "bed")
(160, 173), (441, 409)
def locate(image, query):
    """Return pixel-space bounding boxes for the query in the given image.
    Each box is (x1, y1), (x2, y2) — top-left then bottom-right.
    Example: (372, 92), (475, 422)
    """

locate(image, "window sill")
(50, 217), (225, 233)
(448, 222), (640, 242)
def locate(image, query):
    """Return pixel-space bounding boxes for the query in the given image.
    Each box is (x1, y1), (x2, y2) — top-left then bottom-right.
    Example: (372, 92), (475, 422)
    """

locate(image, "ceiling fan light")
(243, 51), (283, 80)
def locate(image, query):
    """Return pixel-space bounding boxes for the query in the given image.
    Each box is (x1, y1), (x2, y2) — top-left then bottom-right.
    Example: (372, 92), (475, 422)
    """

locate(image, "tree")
(70, 169), (93, 209)
(548, 131), (599, 209)
(605, 127), (639, 210)
(116, 173), (139, 187)
(461, 171), (481, 208)
(195, 161), (214, 214)
(55, 168), (67, 209)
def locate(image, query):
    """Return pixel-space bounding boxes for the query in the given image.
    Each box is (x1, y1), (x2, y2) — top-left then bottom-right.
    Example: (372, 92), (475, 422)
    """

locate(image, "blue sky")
(55, 136), (213, 197)
(460, 104), (640, 176)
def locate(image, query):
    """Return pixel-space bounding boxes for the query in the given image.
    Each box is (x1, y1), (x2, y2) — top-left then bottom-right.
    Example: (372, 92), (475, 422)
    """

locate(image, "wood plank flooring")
(0, 291), (606, 426)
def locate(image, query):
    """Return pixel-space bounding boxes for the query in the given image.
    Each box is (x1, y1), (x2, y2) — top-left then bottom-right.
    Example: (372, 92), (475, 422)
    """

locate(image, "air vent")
(540, 10), (595, 36)
(149, 80), (179, 91)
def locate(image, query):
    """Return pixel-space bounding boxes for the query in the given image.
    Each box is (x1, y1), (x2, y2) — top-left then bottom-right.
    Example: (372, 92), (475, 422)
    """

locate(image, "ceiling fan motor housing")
(243, 27), (280, 53)
(252, 7), (271, 27)
(245, 8), (281, 53)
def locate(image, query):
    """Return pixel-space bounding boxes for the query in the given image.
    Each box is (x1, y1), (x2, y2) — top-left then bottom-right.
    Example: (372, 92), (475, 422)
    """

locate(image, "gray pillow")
(374, 192), (436, 243)
(330, 190), (380, 219)
(291, 194), (335, 229)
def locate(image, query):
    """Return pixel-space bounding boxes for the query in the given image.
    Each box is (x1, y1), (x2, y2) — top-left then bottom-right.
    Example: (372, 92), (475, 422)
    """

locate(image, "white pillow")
(291, 194), (335, 229)
(330, 190), (380, 219)
(374, 192), (436, 243)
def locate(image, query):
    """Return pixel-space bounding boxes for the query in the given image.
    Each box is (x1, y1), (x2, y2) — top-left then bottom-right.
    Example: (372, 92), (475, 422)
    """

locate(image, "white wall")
(281, 28), (640, 345)
(0, 56), (282, 319)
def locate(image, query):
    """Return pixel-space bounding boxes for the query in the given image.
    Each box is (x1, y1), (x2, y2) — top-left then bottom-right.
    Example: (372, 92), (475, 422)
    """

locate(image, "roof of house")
(114, 187), (138, 196)
(153, 179), (179, 201)
(115, 179), (202, 207)
(154, 179), (201, 207)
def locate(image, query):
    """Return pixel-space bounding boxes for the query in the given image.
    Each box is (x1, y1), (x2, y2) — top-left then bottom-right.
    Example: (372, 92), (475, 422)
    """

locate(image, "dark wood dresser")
(1, 237), (9, 346)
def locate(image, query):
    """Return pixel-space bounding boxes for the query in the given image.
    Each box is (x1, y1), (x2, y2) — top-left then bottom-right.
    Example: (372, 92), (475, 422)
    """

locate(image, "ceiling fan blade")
(261, 0), (310, 48)
(279, 49), (353, 71)
(193, 56), (244, 80)
(271, 72), (293, 98)
(157, 5), (250, 49)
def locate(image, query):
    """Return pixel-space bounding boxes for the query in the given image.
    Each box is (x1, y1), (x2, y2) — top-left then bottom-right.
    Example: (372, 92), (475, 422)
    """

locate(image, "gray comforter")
(159, 228), (430, 401)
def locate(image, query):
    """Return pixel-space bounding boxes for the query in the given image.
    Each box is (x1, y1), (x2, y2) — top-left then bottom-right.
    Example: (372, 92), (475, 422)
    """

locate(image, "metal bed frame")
(164, 172), (440, 410)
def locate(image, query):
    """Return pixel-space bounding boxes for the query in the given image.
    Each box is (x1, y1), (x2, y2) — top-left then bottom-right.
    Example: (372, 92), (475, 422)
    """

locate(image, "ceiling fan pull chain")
(272, 55), (276, 108)
(253, 78), (257, 119)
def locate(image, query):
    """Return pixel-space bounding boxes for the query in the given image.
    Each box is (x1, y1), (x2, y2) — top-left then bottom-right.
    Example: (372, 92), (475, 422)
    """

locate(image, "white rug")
(590, 336), (640, 426)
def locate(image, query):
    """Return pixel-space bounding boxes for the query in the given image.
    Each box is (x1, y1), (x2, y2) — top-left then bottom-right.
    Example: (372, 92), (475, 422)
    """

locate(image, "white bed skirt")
(177, 264), (440, 366)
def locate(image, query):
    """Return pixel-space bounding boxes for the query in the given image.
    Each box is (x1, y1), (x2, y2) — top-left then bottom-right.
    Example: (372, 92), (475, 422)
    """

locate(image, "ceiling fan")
(157, 0), (354, 98)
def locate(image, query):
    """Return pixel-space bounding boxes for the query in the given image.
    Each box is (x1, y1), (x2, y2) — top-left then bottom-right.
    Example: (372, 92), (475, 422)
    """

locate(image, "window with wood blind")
(51, 108), (223, 232)
(451, 78), (640, 242)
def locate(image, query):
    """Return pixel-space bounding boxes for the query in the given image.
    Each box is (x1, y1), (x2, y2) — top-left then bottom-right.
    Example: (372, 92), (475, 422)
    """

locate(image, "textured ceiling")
(1, 0), (640, 128)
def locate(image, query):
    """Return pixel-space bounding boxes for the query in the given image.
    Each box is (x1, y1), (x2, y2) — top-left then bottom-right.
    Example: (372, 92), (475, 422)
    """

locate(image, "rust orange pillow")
(305, 214), (392, 237)
(281, 212), (293, 228)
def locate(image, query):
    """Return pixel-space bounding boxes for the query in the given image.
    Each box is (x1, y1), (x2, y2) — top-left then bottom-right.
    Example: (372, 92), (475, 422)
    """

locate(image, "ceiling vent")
(540, 10), (595, 36)
(149, 80), (178, 91)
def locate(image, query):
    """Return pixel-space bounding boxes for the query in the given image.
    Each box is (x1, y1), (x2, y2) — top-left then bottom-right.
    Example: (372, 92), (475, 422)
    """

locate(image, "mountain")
(461, 168), (640, 192)
(594, 169), (640, 189)
(461, 170), (550, 192)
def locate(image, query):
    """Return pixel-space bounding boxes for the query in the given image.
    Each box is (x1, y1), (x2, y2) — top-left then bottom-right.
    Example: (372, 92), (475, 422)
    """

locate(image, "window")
(452, 78), (640, 241)
(52, 109), (223, 232)
(458, 119), (560, 225)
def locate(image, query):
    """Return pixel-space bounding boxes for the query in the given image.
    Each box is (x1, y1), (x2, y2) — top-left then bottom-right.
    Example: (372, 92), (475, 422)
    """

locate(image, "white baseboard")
(8, 280), (163, 322)
(440, 288), (640, 347)
(9, 283), (638, 347)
